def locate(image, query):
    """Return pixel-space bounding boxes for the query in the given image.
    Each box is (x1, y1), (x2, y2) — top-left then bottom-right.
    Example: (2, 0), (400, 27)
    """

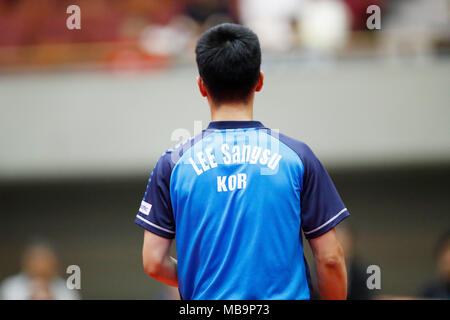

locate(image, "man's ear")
(197, 76), (208, 97)
(255, 71), (264, 92)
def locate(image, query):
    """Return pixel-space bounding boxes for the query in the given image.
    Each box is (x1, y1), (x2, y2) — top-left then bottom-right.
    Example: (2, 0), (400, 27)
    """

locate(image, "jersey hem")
(135, 215), (175, 239)
(304, 209), (350, 239)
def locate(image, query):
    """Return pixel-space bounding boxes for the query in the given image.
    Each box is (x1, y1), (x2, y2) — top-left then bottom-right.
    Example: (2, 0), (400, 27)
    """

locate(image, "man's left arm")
(297, 143), (350, 299)
(309, 228), (347, 300)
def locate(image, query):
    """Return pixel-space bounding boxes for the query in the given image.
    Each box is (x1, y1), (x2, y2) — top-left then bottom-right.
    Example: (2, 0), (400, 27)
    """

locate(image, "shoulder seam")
(263, 129), (305, 171)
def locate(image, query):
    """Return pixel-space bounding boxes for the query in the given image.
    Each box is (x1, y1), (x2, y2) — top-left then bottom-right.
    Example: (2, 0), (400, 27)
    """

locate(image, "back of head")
(195, 23), (261, 104)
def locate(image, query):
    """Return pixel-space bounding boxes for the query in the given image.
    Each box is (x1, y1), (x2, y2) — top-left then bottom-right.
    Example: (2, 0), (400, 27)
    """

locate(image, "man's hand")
(309, 228), (347, 300)
(142, 231), (178, 287)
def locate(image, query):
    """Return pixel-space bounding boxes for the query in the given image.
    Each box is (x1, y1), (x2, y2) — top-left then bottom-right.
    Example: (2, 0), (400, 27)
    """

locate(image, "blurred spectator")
(238, 0), (352, 53)
(138, 15), (198, 57)
(0, 241), (79, 300)
(239, 0), (302, 52)
(297, 0), (351, 54)
(336, 225), (374, 300)
(418, 231), (450, 299)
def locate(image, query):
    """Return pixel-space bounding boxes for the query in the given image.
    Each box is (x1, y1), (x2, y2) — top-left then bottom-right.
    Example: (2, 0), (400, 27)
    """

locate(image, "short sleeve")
(134, 152), (176, 239)
(300, 145), (349, 239)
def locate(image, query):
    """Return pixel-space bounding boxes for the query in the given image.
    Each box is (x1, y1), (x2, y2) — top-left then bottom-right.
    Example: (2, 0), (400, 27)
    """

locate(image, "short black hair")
(195, 23), (261, 104)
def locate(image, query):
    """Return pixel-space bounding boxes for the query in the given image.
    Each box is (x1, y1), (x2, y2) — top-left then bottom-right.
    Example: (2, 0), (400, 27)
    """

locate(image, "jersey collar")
(207, 121), (265, 130)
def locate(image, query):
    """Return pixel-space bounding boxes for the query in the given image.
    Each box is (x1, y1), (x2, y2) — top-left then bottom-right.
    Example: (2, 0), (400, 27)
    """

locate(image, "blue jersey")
(135, 121), (349, 300)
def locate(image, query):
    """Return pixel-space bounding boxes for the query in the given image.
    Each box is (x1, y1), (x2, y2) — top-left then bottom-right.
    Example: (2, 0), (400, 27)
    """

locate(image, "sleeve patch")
(139, 200), (152, 215)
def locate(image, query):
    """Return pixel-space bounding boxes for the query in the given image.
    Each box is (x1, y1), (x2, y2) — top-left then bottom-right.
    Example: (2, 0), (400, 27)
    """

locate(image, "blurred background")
(0, 0), (449, 299)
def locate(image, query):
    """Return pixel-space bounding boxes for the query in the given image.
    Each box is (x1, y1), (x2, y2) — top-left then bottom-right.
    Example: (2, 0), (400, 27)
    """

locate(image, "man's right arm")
(142, 230), (178, 287)
(309, 228), (347, 300)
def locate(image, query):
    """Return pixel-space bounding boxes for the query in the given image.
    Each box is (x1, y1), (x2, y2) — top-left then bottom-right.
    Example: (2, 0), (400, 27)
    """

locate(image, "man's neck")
(210, 102), (253, 122)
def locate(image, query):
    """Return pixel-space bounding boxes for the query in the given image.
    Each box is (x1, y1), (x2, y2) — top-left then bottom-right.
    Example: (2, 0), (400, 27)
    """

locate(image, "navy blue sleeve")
(277, 133), (349, 239)
(134, 152), (176, 239)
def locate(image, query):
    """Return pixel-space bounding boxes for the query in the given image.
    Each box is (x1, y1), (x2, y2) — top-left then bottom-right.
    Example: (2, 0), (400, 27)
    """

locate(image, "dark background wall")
(1, 163), (448, 299)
